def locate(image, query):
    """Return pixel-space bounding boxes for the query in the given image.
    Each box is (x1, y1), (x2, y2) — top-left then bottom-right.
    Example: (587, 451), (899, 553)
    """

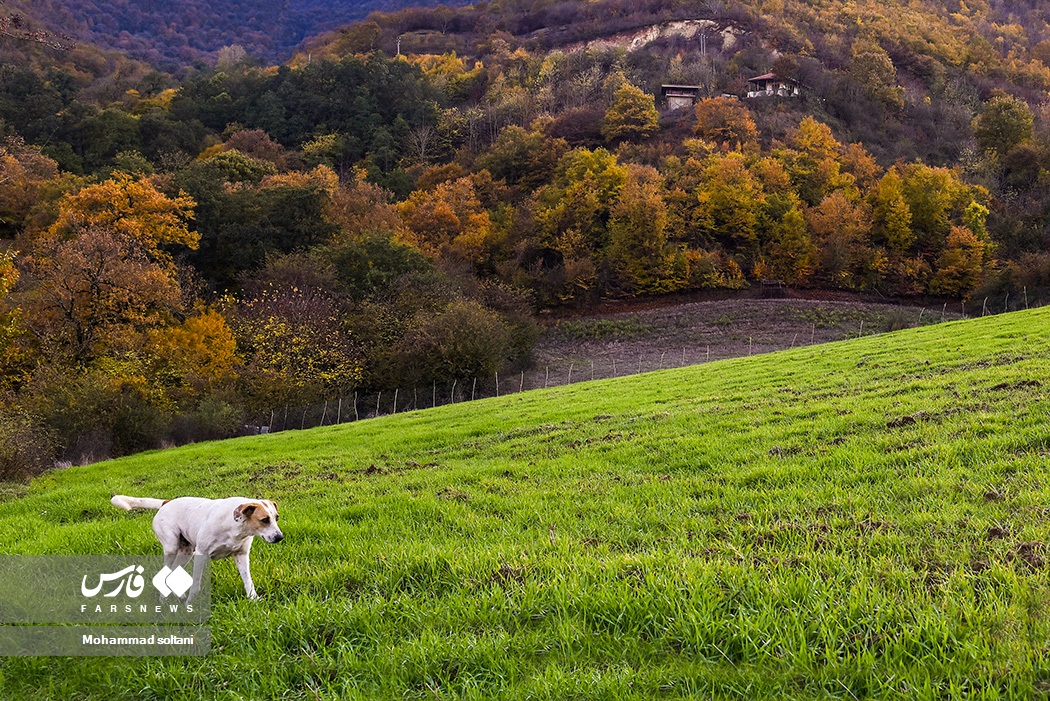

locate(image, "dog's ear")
(234, 503), (258, 522)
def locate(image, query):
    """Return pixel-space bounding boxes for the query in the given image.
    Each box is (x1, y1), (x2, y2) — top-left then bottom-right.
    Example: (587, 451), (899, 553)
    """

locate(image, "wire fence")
(240, 290), (1046, 437)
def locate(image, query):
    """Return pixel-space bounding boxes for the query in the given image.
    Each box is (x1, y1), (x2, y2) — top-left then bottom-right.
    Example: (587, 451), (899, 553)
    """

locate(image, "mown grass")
(1, 309), (1050, 699)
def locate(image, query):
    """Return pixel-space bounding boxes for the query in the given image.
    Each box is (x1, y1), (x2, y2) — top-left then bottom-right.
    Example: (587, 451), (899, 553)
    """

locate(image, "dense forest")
(3, 0), (1050, 470)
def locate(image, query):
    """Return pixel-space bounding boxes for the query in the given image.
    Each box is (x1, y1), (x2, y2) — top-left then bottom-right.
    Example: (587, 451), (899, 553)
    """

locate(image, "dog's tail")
(111, 495), (167, 511)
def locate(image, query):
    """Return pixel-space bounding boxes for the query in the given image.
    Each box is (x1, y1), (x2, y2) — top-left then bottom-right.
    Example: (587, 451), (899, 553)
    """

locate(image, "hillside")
(1, 0), (466, 67)
(0, 308), (1048, 697)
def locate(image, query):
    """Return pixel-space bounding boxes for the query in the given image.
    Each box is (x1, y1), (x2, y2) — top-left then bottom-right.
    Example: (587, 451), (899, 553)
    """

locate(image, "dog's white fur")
(111, 495), (283, 600)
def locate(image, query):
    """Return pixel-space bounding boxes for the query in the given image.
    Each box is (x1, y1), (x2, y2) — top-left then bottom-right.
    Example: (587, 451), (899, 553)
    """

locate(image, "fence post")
(337, 397), (342, 424)
(471, 378), (477, 401)
(376, 392), (382, 417)
(320, 401), (328, 426)
(1024, 286), (1029, 309)
(567, 363), (573, 384)
(941, 303), (946, 322)
(353, 393), (359, 421)
(545, 366), (549, 388)
(494, 373), (499, 397)
(393, 388), (399, 414)
(451, 379), (457, 404)
(1004, 293), (1009, 313)
(660, 352), (666, 369)
(301, 407), (308, 430)
(519, 371), (524, 392)
(268, 409), (274, 432)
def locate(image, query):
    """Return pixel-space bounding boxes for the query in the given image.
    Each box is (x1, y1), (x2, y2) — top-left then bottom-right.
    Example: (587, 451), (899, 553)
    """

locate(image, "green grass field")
(1, 308), (1049, 699)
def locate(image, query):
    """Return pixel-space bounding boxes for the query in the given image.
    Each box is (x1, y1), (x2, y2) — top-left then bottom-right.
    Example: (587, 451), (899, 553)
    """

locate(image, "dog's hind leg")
(186, 551), (208, 603)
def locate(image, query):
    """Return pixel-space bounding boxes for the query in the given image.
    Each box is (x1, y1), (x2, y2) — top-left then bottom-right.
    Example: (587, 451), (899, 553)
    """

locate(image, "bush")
(0, 410), (56, 480)
(167, 398), (245, 445)
(391, 300), (514, 385)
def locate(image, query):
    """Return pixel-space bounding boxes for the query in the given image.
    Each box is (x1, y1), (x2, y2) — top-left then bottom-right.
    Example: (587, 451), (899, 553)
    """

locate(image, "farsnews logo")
(81, 564), (193, 599)
(80, 564), (198, 614)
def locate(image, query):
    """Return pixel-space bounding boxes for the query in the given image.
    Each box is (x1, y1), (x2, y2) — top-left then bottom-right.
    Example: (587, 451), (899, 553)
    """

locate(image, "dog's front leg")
(234, 551), (258, 600)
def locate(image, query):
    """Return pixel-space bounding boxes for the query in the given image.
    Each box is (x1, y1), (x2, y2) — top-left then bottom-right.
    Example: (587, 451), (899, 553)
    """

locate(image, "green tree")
(972, 92), (1034, 156)
(850, 39), (904, 109)
(476, 126), (569, 190)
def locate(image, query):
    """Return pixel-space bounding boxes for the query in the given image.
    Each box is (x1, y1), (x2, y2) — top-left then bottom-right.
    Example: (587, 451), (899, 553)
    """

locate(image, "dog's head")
(233, 500), (283, 543)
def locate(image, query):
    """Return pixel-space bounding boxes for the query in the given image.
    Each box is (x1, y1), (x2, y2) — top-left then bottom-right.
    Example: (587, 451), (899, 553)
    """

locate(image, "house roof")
(749, 73), (801, 83)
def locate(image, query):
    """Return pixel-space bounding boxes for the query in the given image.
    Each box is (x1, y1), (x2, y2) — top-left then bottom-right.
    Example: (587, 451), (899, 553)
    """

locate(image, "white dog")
(111, 495), (283, 600)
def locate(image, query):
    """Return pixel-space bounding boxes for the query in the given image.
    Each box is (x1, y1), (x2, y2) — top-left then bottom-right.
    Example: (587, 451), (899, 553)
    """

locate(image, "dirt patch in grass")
(529, 297), (962, 387)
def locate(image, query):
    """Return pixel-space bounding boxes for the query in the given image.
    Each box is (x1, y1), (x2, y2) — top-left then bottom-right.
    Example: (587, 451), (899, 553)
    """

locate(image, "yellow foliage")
(147, 309), (239, 387)
(48, 174), (198, 261)
(260, 165), (339, 195)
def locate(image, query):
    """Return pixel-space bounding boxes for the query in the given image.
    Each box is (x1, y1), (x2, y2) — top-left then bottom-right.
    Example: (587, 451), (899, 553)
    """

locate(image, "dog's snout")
(272, 532), (284, 543)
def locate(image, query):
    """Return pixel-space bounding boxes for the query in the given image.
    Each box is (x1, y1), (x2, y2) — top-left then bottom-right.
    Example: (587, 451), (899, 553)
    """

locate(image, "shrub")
(0, 410), (56, 480)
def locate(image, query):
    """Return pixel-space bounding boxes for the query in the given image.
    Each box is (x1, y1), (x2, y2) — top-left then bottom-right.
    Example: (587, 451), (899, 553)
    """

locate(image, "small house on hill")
(746, 73), (802, 98)
(661, 84), (703, 111)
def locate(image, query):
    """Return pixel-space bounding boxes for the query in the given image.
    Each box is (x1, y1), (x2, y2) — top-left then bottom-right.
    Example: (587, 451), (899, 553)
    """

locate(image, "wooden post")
(471, 377), (477, 401)
(451, 379), (457, 403)
(494, 373), (499, 397)
(567, 362), (573, 384)
(544, 366), (549, 388)
(520, 371), (524, 392)
(336, 397), (342, 424)
(320, 401), (328, 426)
(392, 388), (398, 414)
(353, 393), (358, 421)
(376, 392), (381, 416)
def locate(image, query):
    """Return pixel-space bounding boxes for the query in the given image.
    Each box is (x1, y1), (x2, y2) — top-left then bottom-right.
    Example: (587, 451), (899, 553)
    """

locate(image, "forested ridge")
(2, 0), (1050, 468)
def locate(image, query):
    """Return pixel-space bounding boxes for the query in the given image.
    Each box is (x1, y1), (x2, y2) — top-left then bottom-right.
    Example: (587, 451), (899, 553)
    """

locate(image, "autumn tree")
(21, 175), (198, 363)
(601, 82), (659, 144)
(47, 173), (197, 265)
(397, 176), (497, 265)
(806, 191), (878, 289)
(694, 152), (764, 251)
(868, 168), (914, 254)
(232, 261), (360, 409)
(608, 165), (669, 292)
(146, 308), (239, 398)
(693, 97), (758, 150)
(534, 148), (627, 259)
(780, 117), (856, 206)
(898, 163), (974, 256)
(0, 137), (59, 238)
(764, 205), (816, 285)
(929, 226), (992, 297)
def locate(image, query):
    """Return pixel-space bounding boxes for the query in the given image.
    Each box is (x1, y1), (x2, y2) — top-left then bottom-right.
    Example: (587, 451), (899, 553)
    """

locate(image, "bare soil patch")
(526, 297), (960, 389)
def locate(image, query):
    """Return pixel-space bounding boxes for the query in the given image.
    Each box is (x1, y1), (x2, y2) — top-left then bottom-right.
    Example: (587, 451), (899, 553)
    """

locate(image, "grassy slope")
(1, 309), (1050, 699)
